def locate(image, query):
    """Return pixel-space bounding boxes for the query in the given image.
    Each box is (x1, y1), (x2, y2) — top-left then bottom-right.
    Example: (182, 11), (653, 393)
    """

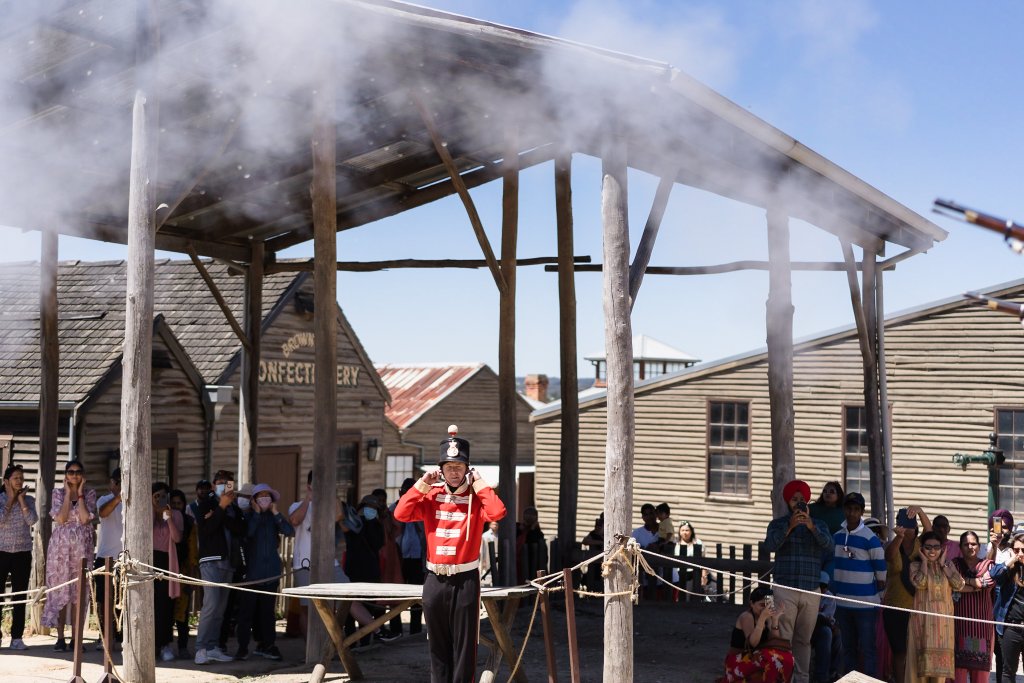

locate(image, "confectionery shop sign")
(258, 332), (360, 387)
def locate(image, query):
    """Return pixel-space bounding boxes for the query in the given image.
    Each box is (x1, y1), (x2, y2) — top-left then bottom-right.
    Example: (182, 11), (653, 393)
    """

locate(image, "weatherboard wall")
(534, 295), (1024, 551)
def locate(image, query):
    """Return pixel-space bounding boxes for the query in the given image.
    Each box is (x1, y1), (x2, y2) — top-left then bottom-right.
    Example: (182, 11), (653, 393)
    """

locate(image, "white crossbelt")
(427, 559), (480, 576)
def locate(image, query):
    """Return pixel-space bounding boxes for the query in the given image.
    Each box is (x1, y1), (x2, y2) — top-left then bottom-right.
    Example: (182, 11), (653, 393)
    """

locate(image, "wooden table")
(283, 582), (541, 681)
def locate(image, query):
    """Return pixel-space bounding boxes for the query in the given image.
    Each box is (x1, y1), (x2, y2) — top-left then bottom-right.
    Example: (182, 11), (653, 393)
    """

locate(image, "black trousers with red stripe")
(422, 569), (480, 683)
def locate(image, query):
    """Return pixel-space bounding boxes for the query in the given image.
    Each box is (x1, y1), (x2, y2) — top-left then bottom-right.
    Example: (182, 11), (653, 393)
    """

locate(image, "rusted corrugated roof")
(376, 363), (485, 430)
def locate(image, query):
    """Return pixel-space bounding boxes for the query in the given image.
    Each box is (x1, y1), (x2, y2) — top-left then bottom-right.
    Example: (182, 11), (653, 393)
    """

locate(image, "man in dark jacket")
(194, 470), (244, 665)
(234, 483), (293, 661)
(345, 495), (385, 582)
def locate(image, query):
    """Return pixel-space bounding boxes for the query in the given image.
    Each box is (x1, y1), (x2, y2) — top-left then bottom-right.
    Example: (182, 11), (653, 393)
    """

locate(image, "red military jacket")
(394, 472), (506, 567)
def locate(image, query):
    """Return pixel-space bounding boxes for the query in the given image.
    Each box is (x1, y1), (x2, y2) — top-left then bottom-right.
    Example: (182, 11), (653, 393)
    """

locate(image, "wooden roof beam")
(185, 243), (251, 352)
(265, 254), (591, 273)
(263, 142), (558, 253)
(411, 90), (506, 294)
(544, 259), (897, 275)
(628, 173), (675, 311)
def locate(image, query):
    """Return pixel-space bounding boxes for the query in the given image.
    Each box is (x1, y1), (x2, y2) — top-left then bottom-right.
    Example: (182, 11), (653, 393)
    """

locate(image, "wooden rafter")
(628, 173), (675, 310)
(185, 243), (251, 352)
(411, 90), (507, 294)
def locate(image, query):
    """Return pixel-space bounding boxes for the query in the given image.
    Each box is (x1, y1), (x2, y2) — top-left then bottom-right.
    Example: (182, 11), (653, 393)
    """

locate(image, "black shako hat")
(438, 424), (470, 467)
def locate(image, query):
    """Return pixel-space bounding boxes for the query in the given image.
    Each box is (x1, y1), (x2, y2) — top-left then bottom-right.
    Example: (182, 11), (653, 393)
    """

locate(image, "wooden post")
(601, 136), (634, 683)
(120, 86), (156, 681)
(237, 241), (263, 484)
(840, 241), (885, 518)
(861, 253), (886, 518)
(562, 568), (581, 683)
(555, 152), (580, 572)
(496, 130), (519, 587)
(98, 558), (116, 682)
(537, 571), (558, 683)
(32, 225), (58, 634)
(875, 263), (894, 529)
(307, 79), (338, 665)
(67, 558), (87, 683)
(765, 205), (795, 517)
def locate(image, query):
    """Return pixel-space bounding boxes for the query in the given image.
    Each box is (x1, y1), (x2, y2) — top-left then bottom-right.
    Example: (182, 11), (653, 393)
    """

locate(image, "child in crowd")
(656, 503), (675, 544)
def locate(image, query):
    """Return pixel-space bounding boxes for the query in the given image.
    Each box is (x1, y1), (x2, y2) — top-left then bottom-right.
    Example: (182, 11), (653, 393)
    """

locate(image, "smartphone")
(765, 595), (775, 610)
(994, 518), (1003, 535)
(796, 501), (808, 513)
(225, 480), (235, 493)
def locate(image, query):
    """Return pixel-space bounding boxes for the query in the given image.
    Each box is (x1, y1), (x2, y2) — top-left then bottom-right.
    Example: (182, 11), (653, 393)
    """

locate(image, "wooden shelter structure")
(1, 0), (946, 679)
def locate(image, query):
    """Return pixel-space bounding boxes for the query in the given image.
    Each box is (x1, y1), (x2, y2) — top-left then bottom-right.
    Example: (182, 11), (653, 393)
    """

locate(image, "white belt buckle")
(437, 564), (452, 576)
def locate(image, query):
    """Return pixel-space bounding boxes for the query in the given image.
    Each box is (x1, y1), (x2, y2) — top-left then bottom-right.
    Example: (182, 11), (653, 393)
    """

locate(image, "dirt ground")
(3, 595), (738, 682)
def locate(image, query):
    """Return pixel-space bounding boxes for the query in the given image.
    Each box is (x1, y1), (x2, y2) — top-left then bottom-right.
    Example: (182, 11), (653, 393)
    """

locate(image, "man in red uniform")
(394, 425), (507, 683)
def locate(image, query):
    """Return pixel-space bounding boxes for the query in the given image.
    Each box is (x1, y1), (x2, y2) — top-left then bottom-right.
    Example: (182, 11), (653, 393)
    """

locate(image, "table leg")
(312, 598), (362, 680)
(482, 596), (528, 683)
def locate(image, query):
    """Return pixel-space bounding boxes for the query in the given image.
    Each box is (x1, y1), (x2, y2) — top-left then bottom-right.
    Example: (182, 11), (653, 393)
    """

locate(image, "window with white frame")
(843, 405), (871, 507)
(385, 454), (415, 503)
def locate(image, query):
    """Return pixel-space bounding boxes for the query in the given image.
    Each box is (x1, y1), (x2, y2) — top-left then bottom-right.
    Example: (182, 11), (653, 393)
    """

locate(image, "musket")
(964, 291), (1024, 318)
(934, 199), (1024, 252)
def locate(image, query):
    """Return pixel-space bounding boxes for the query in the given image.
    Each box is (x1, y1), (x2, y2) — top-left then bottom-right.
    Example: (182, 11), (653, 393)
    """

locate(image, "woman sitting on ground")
(724, 585), (794, 682)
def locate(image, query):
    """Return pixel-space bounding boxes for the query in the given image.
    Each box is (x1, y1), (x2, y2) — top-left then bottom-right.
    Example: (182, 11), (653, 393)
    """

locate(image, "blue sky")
(3, 0), (1023, 378)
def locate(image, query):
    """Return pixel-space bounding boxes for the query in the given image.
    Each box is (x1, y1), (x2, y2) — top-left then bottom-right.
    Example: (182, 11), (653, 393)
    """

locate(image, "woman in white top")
(673, 521), (710, 600)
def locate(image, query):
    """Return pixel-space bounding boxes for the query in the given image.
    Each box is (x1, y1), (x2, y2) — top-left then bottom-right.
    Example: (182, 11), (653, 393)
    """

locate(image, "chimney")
(524, 374), (549, 403)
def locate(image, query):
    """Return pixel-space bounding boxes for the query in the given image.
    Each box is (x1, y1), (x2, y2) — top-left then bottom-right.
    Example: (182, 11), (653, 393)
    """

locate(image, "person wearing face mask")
(394, 425), (507, 683)
(345, 495), (385, 583)
(152, 482), (184, 662)
(194, 470), (244, 665)
(234, 483), (293, 661)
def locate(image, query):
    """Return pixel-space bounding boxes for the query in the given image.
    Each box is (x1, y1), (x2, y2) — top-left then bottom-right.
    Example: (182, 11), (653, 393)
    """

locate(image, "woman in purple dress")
(42, 459), (96, 651)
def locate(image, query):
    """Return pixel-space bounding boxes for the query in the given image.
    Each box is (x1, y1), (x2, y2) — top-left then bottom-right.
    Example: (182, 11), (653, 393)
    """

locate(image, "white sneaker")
(194, 648), (209, 665)
(9, 639), (26, 651)
(206, 647), (234, 663)
(160, 645), (175, 662)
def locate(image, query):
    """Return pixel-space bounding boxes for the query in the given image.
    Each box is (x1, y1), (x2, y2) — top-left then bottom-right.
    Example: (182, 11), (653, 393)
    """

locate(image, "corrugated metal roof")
(376, 363), (484, 430)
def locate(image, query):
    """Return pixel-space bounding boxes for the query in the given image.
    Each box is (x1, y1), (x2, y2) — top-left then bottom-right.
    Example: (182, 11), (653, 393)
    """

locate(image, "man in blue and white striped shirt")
(832, 491), (886, 679)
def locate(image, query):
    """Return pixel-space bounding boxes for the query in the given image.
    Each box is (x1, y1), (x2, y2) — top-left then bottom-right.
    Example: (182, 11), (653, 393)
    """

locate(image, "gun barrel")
(934, 198), (1024, 241)
(965, 291), (1024, 317)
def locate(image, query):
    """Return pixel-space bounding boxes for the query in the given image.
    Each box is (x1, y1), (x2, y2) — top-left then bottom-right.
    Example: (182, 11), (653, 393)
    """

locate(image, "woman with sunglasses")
(809, 481), (845, 534)
(952, 531), (994, 683)
(905, 530), (965, 682)
(991, 532), (1024, 683)
(41, 459), (97, 651)
(0, 463), (37, 650)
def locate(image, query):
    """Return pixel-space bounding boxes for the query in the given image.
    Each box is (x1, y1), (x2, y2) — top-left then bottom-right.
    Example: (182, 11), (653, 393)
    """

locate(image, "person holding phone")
(152, 481), (183, 662)
(906, 530), (965, 682)
(724, 584), (793, 682)
(394, 425), (507, 683)
(43, 459), (96, 651)
(0, 463), (37, 650)
(193, 469), (243, 665)
(764, 479), (834, 683)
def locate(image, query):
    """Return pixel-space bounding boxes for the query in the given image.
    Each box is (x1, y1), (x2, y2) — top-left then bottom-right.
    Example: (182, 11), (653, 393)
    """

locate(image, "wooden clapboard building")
(0, 259), (390, 511)
(533, 280), (1024, 549)
(376, 363), (536, 510)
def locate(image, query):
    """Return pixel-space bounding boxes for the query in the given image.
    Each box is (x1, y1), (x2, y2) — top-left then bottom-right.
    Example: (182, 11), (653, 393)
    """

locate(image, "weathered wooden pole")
(601, 135), (634, 683)
(874, 259), (894, 530)
(307, 78), (338, 665)
(237, 240), (263, 484)
(497, 130), (519, 587)
(765, 204), (795, 517)
(120, 87), (156, 680)
(32, 225), (58, 633)
(861, 252), (886, 516)
(555, 152), (580, 572)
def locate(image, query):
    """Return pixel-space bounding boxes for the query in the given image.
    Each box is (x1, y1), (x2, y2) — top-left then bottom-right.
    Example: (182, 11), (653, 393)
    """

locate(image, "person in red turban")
(763, 480), (834, 683)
